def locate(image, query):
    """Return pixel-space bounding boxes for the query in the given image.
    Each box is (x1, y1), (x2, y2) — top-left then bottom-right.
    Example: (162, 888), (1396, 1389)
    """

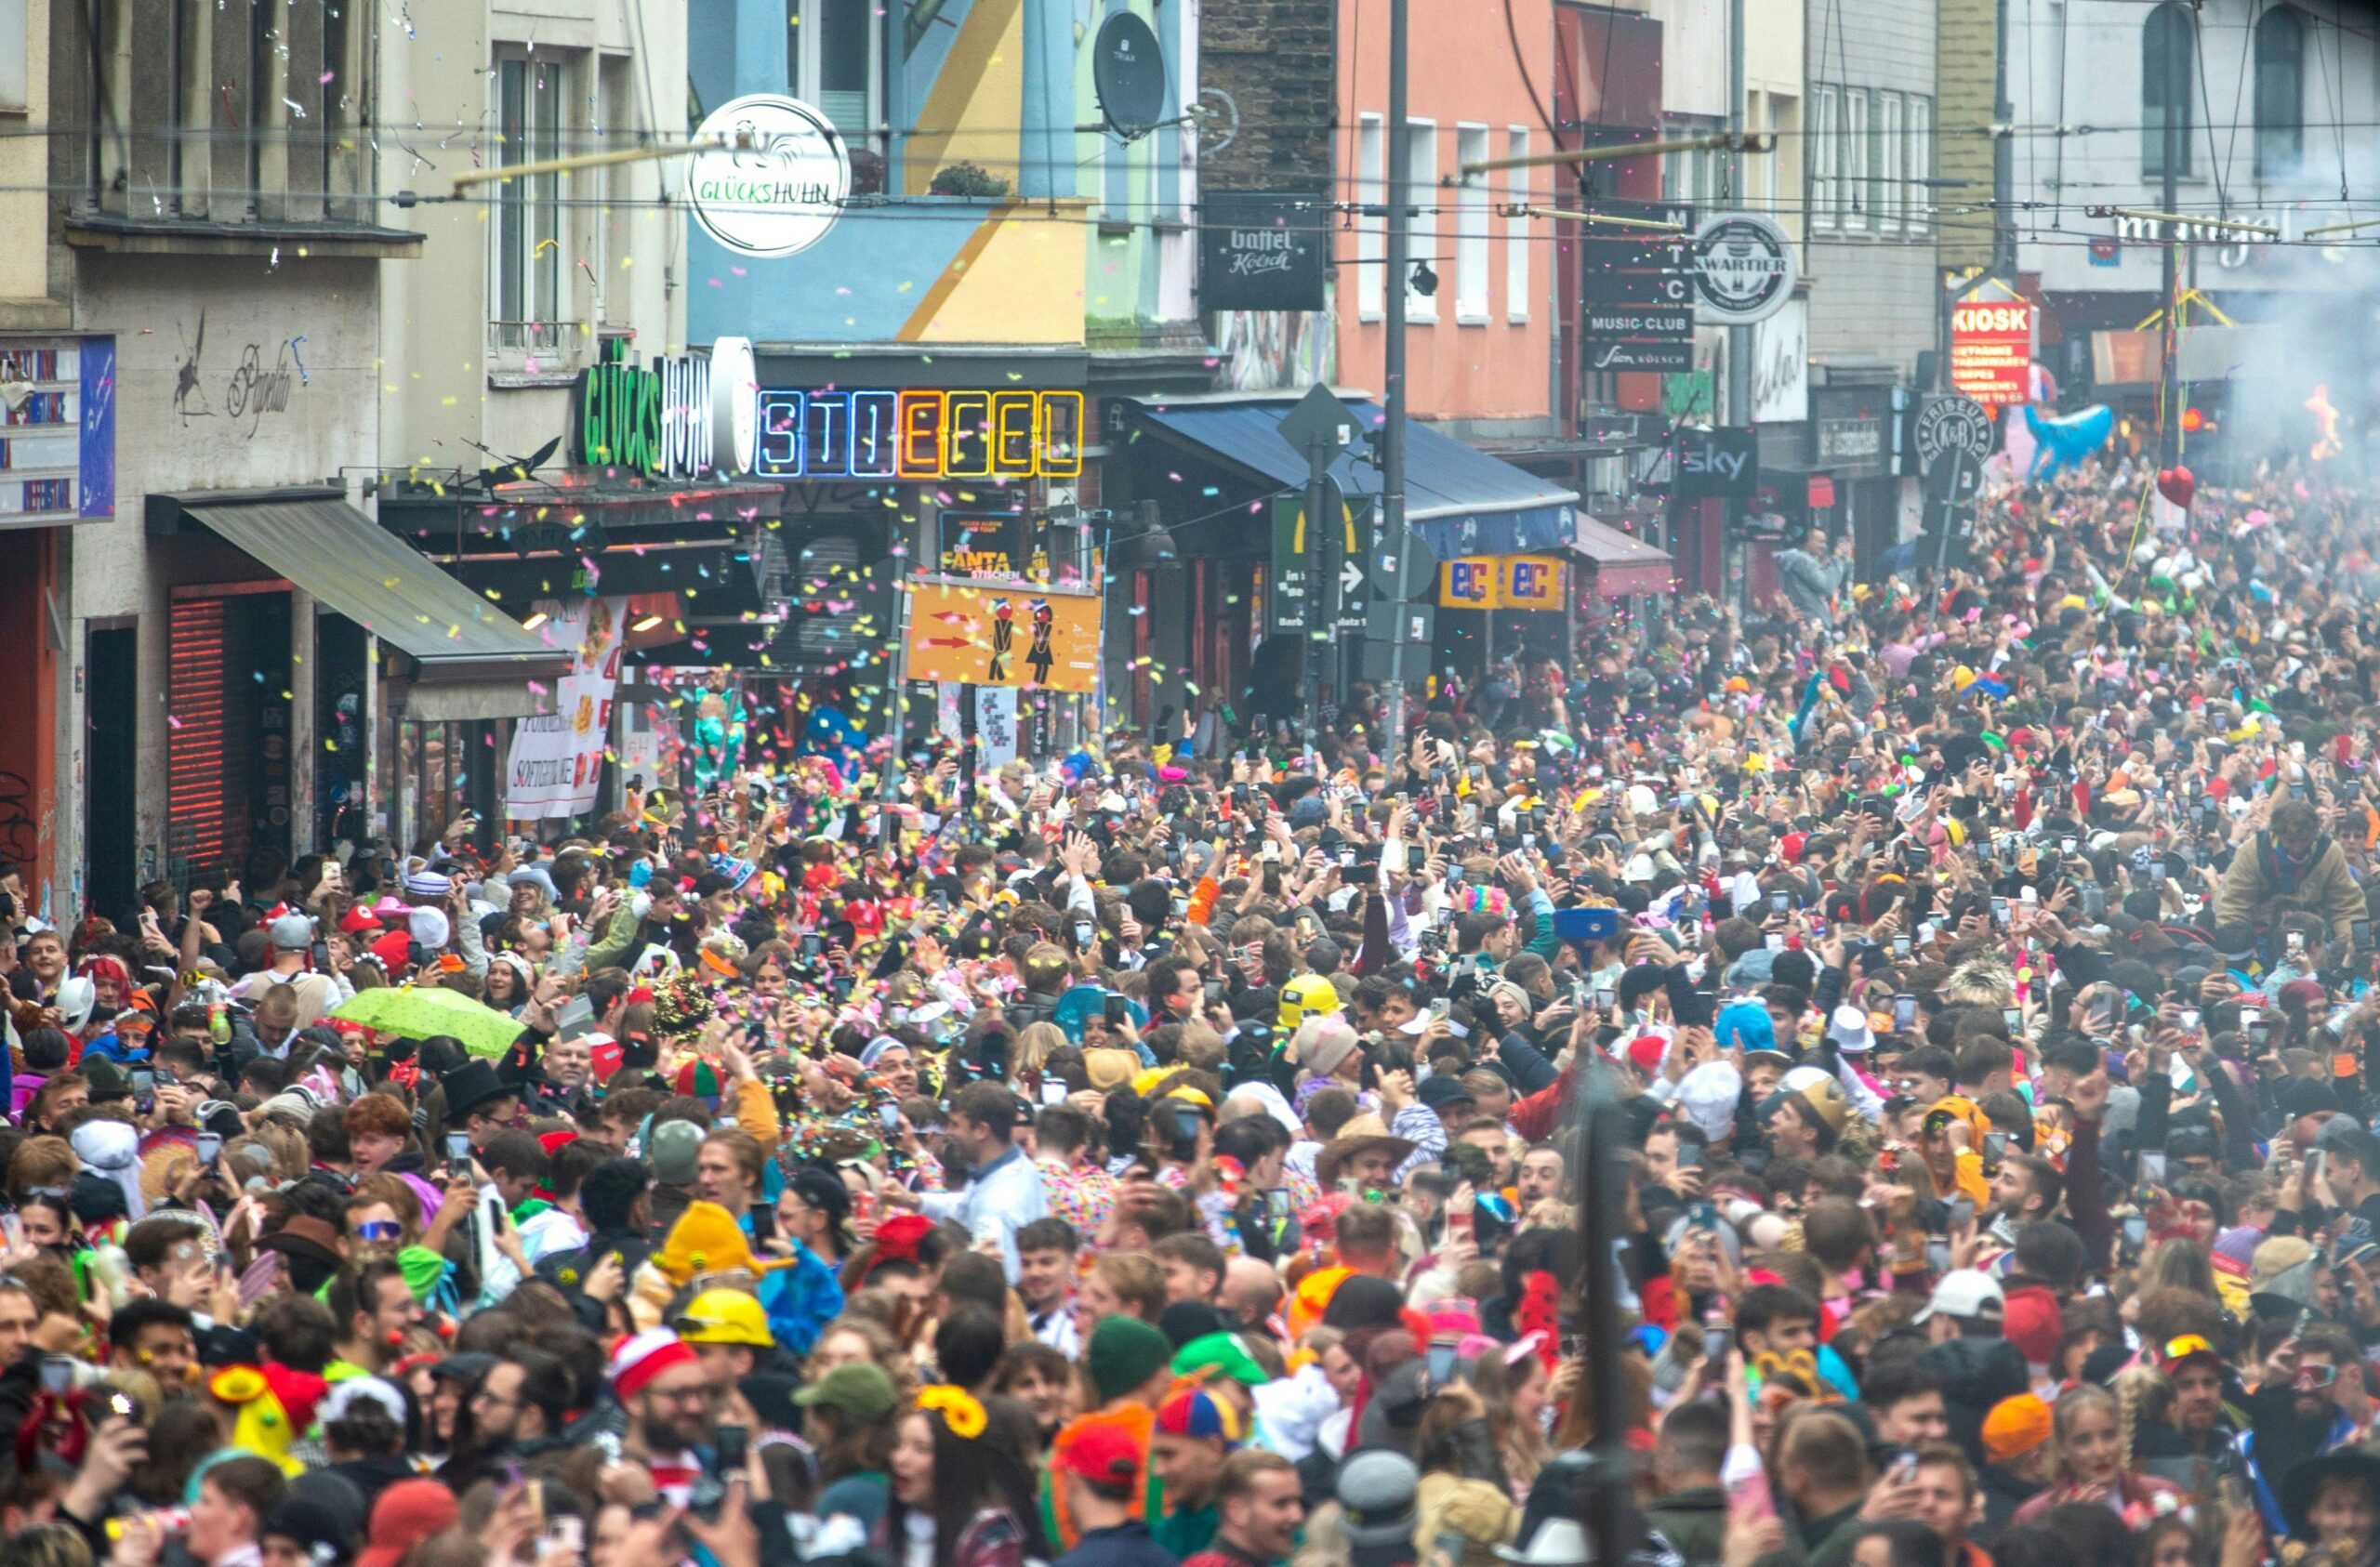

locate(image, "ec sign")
(753, 388), (1084, 481)
(1439, 555), (1567, 611)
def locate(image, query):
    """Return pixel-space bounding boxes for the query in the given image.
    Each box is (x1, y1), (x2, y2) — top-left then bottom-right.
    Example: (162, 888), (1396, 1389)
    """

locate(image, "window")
(1810, 86), (1838, 229)
(2144, 3), (2195, 178)
(2255, 7), (2305, 178)
(494, 56), (564, 349)
(1843, 89), (1870, 230)
(789, 0), (883, 155)
(1406, 119), (1438, 322)
(1455, 125), (1490, 322)
(0, 0), (26, 111)
(1505, 126), (1530, 321)
(1356, 114), (1383, 320)
(1910, 97), (1934, 232)
(1879, 93), (1904, 232)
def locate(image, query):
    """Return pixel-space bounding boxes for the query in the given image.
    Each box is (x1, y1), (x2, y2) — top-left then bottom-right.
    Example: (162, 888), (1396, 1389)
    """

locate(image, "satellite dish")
(1092, 11), (1169, 138)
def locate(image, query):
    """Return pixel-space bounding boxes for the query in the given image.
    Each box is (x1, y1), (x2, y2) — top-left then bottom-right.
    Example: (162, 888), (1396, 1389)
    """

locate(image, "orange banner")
(905, 581), (1101, 692)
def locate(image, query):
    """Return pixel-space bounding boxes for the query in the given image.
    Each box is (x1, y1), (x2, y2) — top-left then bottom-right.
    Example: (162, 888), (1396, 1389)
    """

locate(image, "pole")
(879, 495), (933, 843)
(1382, 0), (1413, 757)
(1304, 441), (1329, 743)
(1724, 0), (1749, 610)
(1574, 1059), (1635, 1563)
(2157, 12), (2181, 467)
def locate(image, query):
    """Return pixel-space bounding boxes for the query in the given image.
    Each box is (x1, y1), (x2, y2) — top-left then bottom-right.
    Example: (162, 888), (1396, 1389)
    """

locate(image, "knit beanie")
(1086, 1314), (1174, 1402)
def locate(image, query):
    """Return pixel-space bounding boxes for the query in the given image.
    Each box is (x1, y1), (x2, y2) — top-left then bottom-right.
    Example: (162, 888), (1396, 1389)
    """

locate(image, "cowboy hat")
(1314, 1113), (1416, 1188)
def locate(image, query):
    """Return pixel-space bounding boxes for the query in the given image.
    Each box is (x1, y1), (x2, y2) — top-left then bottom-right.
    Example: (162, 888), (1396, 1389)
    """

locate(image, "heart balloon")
(2157, 466), (2195, 509)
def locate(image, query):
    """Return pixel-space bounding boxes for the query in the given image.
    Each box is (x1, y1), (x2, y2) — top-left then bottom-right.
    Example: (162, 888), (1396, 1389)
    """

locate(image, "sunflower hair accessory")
(916, 1383), (987, 1439)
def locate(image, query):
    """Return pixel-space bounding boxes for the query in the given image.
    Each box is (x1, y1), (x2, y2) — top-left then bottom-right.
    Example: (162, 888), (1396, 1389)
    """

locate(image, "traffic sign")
(1279, 384), (1355, 464)
(1915, 395), (1995, 471)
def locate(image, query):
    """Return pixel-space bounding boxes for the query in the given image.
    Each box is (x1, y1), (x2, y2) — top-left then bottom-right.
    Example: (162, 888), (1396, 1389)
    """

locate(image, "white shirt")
(917, 1144), (1049, 1282)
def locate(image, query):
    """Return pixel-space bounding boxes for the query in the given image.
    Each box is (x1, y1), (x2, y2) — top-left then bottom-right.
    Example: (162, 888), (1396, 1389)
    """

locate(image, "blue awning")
(1131, 394), (1580, 560)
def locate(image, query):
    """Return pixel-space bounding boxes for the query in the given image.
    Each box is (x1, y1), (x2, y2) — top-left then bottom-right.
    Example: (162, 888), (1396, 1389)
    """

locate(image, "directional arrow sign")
(1340, 560), (1365, 598)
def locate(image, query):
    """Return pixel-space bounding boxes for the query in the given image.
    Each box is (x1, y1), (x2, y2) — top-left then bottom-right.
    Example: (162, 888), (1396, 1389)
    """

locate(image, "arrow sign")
(1340, 560), (1365, 597)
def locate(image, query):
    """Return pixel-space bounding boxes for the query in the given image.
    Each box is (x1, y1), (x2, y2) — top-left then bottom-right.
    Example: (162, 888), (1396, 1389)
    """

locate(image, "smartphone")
(1702, 1323), (1731, 1359)
(542, 1520), (584, 1555)
(2289, 931), (2307, 959)
(445, 1130), (473, 1179)
(1170, 1104), (1202, 1163)
(38, 1356), (73, 1395)
(1595, 986), (1617, 1010)
(713, 1422), (747, 1474)
(1074, 920), (1097, 949)
(1894, 994), (1918, 1031)
(1892, 934), (1911, 959)
(2359, 920), (2374, 950)
(1983, 1132), (2009, 1165)
(2179, 1007), (2201, 1034)
(1946, 1195), (1975, 1230)
(2141, 1151), (2169, 1182)
(1769, 892), (1790, 916)
(1676, 1142), (1702, 1171)
(196, 1132), (222, 1166)
(801, 934), (824, 957)
(1425, 1342), (1459, 1385)
(2122, 1216), (2149, 1249)
(2002, 1007), (2021, 1032)
(878, 1102), (902, 1133)
(1104, 994), (1129, 1028)
(1041, 1079), (1068, 1106)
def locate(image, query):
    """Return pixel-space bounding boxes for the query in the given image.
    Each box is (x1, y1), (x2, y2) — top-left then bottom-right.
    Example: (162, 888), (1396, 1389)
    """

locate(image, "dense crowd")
(7, 451), (2380, 1567)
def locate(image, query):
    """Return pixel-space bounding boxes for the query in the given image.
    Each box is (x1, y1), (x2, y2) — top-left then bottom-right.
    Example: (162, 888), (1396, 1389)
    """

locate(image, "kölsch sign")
(1199, 192), (1328, 312)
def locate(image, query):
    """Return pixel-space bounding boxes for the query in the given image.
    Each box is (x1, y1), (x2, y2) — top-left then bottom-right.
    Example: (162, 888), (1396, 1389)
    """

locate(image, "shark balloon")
(2023, 403), (2114, 480)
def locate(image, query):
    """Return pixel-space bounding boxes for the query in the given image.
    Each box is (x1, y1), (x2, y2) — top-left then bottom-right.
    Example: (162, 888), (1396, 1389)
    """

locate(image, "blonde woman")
(2010, 1381), (2180, 1523)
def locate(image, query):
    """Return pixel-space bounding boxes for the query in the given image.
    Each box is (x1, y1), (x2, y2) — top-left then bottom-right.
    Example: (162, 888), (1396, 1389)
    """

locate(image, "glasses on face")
(2298, 1363), (2340, 1389)
(356, 1220), (402, 1244)
(650, 1382), (719, 1406)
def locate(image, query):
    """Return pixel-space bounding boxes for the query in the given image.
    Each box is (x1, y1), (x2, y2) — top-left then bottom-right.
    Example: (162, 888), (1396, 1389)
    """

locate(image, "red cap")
(1624, 1034), (1668, 1075)
(368, 930), (412, 971)
(2003, 1289), (2063, 1369)
(357, 1481), (460, 1567)
(1779, 832), (1807, 863)
(338, 905), (383, 935)
(1053, 1421), (1144, 1487)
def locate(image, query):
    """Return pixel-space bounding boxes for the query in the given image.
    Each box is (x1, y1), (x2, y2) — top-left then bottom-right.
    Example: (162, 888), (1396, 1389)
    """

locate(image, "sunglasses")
(356, 1220), (403, 1244)
(2297, 1363), (2340, 1389)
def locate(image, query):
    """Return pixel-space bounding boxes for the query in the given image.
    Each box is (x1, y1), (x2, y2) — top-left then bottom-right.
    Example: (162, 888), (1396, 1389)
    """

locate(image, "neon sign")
(753, 388), (1083, 481)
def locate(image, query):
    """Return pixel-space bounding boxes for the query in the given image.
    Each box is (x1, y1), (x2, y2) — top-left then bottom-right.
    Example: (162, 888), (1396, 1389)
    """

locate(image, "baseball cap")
(270, 913), (314, 951)
(1914, 1269), (2004, 1323)
(2155, 1334), (2221, 1375)
(1053, 1422), (1144, 1489)
(1980, 1394), (2053, 1464)
(1418, 1075), (1475, 1112)
(793, 1362), (898, 1422)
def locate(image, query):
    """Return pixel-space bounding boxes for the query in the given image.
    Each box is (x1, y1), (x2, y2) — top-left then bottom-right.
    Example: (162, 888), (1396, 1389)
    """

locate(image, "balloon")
(2023, 403), (2114, 479)
(2157, 466), (2195, 509)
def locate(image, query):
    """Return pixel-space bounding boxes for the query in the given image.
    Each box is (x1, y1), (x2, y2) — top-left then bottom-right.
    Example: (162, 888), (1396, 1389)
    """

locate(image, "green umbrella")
(329, 985), (526, 1059)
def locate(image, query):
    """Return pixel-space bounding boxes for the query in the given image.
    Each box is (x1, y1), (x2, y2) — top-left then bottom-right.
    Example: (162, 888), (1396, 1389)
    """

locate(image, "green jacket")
(1641, 1485), (1726, 1567)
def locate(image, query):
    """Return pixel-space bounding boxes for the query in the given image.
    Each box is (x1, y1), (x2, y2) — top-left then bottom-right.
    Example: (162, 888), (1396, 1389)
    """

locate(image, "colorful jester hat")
(208, 1363), (329, 1475)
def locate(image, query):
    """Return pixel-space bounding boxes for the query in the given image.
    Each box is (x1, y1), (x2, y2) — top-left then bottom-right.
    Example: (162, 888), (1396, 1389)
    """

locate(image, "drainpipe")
(1019, 0), (1072, 200)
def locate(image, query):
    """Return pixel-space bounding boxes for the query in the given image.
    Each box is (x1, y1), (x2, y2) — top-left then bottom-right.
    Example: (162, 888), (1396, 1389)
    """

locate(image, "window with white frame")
(1810, 86), (1838, 229)
(1879, 92), (1903, 232)
(1910, 97), (1934, 233)
(1455, 125), (1490, 322)
(1505, 126), (1530, 321)
(1356, 114), (1384, 320)
(1405, 119), (1438, 322)
(788, 0), (883, 156)
(1843, 88), (1870, 230)
(493, 54), (566, 349)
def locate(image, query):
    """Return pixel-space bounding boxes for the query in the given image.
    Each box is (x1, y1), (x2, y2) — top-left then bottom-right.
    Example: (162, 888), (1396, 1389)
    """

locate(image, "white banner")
(505, 599), (627, 819)
(975, 685), (1018, 769)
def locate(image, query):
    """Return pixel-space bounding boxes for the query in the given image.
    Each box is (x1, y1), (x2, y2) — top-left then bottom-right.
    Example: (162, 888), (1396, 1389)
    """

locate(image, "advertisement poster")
(505, 599), (625, 818)
(1950, 298), (2035, 405)
(904, 582), (1101, 693)
(975, 685), (1019, 768)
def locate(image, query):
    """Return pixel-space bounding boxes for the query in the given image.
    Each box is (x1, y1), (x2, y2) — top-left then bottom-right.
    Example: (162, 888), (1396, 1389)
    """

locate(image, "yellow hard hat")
(1278, 973), (1343, 1032)
(673, 1286), (774, 1348)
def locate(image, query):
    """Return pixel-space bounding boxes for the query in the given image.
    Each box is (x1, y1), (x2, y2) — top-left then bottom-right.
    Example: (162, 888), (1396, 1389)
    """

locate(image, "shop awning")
(165, 491), (566, 682)
(1131, 394), (1580, 558)
(1564, 516), (1675, 598)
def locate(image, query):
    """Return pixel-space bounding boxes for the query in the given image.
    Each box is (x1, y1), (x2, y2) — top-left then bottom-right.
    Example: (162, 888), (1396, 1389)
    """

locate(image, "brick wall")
(1200, 0), (1338, 193)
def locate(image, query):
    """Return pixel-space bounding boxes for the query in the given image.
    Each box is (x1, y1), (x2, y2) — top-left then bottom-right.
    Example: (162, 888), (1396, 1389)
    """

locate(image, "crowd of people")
(3, 451), (2380, 1567)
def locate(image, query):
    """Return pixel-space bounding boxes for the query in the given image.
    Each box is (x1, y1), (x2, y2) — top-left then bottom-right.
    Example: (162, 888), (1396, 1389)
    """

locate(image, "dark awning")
(160, 490), (565, 680)
(1130, 394), (1580, 558)
(1564, 516), (1674, 597)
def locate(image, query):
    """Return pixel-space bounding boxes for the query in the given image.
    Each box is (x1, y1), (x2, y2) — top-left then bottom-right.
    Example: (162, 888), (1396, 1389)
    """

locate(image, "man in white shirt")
(891, 1080), (1048, 1281)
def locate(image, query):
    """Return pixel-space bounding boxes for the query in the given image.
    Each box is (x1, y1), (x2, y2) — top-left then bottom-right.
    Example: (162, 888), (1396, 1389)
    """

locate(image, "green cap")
(1173, 1331), (1268, 1388)
(794, 1362), (898, 1422)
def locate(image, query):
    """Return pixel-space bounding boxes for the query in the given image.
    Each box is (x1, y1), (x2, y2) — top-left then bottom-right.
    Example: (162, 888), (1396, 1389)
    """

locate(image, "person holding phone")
(876, 1082), (1049, 1283)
